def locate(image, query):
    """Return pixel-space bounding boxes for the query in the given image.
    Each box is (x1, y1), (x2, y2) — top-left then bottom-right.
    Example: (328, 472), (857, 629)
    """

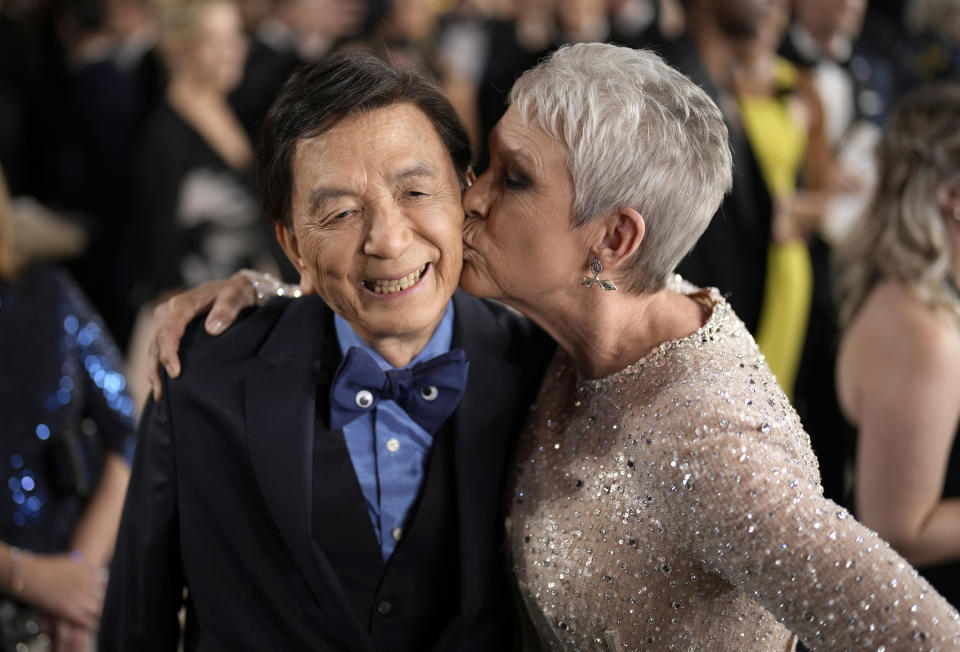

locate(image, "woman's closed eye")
(502, 166), (531, 190)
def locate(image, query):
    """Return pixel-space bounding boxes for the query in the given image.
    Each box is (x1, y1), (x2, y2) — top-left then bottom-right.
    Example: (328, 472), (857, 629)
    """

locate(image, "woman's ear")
(596, 207), (646, 271)
(275, 222), (315, 294)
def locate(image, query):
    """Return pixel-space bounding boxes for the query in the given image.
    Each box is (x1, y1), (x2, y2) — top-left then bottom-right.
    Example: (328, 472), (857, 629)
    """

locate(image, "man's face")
(714, 0), (775, 39)
(278, 103), (464, 350)
(794, 0), (866, 43)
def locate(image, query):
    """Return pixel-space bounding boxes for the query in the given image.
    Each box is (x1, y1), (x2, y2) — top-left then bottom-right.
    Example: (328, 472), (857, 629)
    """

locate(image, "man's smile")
(361, 263), (429, 294)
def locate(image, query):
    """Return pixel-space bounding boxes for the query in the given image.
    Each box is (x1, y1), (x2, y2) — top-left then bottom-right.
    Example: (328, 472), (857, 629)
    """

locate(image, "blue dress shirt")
(333, 301), (455, 560)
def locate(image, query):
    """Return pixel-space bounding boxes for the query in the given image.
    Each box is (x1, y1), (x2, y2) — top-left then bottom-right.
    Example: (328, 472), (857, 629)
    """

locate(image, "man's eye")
(333, 209), (356, 220)
(405, 190), (427, 198)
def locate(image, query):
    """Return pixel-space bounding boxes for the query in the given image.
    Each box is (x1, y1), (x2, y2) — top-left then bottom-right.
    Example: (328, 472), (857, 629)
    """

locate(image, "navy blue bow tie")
(329, 346), (469, 434)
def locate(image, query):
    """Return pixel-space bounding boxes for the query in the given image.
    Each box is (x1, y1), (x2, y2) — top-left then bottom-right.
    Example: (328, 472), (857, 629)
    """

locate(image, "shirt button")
(377, 600), (393, 616)
(391, 527), (403, 541)
(419, 385), (439, 401)
(386, 438), (400, 452)
(355, 389), (373, 408)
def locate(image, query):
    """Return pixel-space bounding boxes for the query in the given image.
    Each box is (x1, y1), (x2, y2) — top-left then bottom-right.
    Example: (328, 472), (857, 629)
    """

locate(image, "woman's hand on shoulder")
(148, 272), (258, 400)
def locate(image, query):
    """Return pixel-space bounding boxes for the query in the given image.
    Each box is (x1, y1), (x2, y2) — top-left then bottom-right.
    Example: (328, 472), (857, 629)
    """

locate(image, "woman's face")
(183, 1), (247, 91)
(461, 104), (592, 310)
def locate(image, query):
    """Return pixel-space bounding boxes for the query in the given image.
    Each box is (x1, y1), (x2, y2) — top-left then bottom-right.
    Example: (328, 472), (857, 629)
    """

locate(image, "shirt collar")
(334, 300), (455, 371)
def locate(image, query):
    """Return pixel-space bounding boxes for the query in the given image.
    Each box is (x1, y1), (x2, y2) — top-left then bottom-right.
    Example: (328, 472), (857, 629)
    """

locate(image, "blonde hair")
(835, 83), (960, 328)
(0, 164), (16, 280)
(154, 0), (227, 50)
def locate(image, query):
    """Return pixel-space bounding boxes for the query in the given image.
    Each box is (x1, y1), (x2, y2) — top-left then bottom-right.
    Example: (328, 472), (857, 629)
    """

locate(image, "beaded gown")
(507, 282), (960, 651)
(0, 266), (136, 553)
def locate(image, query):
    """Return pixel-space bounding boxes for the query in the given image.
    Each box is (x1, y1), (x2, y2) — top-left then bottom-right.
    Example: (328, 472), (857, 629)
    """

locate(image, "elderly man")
(99, 51), (552, 651)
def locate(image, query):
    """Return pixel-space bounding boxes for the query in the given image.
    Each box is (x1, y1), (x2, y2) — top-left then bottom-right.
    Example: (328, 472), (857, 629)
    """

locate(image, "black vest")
(311, 420), (461, 651)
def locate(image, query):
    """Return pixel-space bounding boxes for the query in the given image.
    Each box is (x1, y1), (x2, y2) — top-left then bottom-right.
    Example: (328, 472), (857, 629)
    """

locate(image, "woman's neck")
(512, 285), (708, 379)
(167, 76), (221, 105)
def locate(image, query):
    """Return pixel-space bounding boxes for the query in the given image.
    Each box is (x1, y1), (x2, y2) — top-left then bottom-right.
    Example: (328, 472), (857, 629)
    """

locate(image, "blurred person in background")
(0, 163), (136, 652)
(899, 0), (960, 89)
(348, 0), (457, 82)
(779, 0), (892, 252)
(230, 0), (367, 140)
(780, 0), (869, 147)
(729, 0), (832, 403)
(476, 0), (555, 168)
(659, 0), (852, 504)
(127, 0), (281, 410)
(836, 84), (960, 608)
(47, 0), (150, 349)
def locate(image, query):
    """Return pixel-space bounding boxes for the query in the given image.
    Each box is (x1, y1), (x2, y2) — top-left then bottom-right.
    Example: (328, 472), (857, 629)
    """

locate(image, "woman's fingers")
(148, 339), (164, 401)
(20, 553), (106, 627)
(53, 618), (90, 652)
(204, 272), (257, 335)
(148, 274), (258, 400)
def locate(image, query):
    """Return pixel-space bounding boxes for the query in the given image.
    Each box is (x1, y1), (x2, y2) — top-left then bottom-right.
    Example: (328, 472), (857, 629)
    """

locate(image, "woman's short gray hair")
(509, 43), (732, 293)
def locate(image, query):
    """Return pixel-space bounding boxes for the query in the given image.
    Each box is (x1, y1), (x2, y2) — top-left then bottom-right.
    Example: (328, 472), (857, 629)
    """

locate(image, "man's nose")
(363, 201), (413, 258)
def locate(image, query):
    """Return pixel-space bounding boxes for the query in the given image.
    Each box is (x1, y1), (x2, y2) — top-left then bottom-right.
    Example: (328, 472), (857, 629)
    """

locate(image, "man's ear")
(595, 207), (646, 272)
(275, 222), (315, 294)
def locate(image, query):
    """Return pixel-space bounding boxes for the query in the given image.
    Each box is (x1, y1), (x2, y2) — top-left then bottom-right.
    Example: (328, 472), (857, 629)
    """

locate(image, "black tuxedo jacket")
(100, 291), (553, 651)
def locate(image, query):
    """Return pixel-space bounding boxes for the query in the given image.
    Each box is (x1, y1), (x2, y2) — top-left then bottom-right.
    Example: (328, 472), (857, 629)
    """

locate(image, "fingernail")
(208, 319), (224, 334)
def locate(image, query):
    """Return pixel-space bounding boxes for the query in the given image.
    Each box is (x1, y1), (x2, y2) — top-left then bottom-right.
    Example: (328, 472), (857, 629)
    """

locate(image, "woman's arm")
(67, 453), (131, 567)
(0, 456), (129, 635)
(146, 271), (301, 399)
(848, 292), (960, 566)
(0, 543), (105, 630)
(662, 417), (960, 648)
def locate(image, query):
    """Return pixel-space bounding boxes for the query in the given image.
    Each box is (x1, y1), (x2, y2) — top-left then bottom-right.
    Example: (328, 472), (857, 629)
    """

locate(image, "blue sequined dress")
(0, 266), (136, 553)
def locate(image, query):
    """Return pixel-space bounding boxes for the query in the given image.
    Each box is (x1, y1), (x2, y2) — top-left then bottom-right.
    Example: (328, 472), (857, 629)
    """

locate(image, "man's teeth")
(368, 265), (426, 294)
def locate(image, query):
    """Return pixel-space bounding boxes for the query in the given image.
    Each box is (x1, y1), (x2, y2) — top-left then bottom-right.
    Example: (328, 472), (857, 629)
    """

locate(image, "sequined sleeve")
(658, 416), (960, 649)
(54, 269), (137, 463)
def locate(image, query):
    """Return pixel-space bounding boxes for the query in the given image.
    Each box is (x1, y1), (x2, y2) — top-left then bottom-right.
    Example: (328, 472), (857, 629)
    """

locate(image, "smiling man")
(99, 51), (552, 651)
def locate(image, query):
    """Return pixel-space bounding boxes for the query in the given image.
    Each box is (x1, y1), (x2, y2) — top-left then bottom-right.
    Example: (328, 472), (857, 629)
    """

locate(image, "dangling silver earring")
(581, 257), (617, 291)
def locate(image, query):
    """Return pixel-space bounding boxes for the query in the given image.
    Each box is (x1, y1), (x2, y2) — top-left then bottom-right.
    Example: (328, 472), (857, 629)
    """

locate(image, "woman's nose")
(462, 172), (491, 220)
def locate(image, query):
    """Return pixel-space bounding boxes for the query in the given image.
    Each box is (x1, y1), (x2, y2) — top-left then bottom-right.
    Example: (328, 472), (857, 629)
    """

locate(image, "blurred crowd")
(1, 0), (960, 648)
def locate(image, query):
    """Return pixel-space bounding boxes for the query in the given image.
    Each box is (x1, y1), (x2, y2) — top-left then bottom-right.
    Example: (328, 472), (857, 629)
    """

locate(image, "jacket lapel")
(244, 297), (373, 652)
(434, 292), (527, 648)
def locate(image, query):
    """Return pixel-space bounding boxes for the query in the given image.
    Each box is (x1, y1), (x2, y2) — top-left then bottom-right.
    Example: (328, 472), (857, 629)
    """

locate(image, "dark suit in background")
(100, 290), (553, 651)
